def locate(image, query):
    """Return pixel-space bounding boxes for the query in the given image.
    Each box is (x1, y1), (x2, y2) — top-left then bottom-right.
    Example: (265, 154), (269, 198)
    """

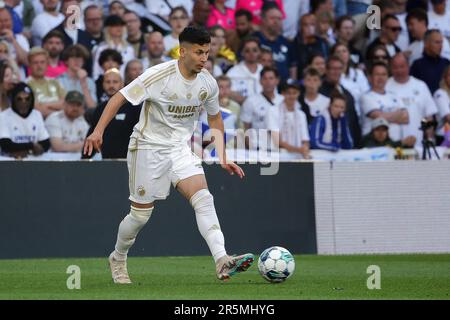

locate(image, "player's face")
(64, 102), (84, 120)
(30, 54), (48, 78)
(330, 98), (346, 118)
(181, 43), (210, 74)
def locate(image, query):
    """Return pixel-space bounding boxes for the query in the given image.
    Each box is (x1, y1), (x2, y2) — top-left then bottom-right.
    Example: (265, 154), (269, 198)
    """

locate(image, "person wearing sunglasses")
(365, 14), (402, 61)
(0, 82), (50, 158)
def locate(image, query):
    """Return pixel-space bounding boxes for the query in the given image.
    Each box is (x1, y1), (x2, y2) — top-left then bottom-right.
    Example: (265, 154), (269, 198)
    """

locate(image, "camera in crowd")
(419, 118), (437, 131)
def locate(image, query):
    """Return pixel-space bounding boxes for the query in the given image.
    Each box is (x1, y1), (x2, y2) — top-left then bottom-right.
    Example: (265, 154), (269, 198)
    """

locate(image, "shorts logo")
(137, 185), (146, 196)
(198, 88), (207, 102)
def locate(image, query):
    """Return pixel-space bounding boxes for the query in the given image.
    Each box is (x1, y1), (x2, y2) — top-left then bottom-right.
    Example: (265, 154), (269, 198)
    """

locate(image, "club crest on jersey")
(137, 185), (146, 196)
(187, 93), (192, 100)
(198, 88), (208, 102)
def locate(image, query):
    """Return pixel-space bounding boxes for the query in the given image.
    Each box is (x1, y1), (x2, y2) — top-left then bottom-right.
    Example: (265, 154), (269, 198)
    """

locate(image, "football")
(258, 246), (295, 283)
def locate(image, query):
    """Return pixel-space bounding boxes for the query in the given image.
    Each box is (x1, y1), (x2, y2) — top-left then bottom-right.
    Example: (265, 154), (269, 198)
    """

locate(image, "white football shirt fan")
(44, 110), (89, 144)
(226, 62), (263, 99)
(0, 108), (49, 145)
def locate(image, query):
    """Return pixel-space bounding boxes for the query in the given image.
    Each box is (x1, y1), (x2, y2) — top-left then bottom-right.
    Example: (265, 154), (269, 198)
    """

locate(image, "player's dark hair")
(98, 48), (123, 66)
(260, 66), (279, 78)
(179, 26), (211, 45)
(235, 8), (252, 21)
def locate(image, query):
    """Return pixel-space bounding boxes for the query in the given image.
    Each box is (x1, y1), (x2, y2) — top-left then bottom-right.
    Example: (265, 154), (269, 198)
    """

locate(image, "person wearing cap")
(0, 82), (50, 158)
(44, 90), (89, 153)
(92, 14), (135, 81)
(361, 117), (416, 148)
(265, 80), (311, 158)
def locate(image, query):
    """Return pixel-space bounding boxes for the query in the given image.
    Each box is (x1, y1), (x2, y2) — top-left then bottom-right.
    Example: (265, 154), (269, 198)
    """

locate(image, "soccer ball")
(258, 246), (295, 283)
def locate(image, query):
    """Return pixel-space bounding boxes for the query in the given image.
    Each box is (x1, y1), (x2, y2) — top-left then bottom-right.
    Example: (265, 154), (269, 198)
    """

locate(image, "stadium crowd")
(0, 0), (450, 160)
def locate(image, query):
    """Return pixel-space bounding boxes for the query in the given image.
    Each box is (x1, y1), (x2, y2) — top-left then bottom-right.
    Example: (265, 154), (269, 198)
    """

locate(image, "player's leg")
(176, 174), (254, 280)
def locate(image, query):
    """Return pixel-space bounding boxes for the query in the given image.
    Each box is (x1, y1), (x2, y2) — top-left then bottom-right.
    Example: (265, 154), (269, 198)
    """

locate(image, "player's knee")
(190, 189), (214, 209)
(130, 205), (153, 224)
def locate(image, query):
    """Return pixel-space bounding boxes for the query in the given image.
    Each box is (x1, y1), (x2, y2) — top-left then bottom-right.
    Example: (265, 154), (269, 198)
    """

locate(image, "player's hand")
(83, 131), (103, 156)
(221, 160), (245, 179)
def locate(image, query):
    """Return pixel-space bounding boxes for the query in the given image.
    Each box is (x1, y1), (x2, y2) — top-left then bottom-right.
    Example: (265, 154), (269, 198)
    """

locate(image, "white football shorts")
(127, 145), (204, 204)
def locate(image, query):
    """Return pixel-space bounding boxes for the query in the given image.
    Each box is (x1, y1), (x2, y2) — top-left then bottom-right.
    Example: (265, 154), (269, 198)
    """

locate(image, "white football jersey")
(0, 108), (49, 143)
(120, 60), (220, 150)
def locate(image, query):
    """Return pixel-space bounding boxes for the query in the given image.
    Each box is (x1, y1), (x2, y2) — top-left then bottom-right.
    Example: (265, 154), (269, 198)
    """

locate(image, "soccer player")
(83, 26), (254, 284)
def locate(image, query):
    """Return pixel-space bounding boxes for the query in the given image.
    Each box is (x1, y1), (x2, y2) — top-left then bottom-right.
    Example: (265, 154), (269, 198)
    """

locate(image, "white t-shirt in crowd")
(31, 11), (64, 46)
(0, 108), (49, 144)
(386, 76), (438, 147)
(428, 10), (450, 39)
(340, 67), (370, 117)
(163, 34), (179, 53)
(120, 60), (220, 150)
(360, 90), (408, 141)
(226, 62), (263, 99)
(266, 101), (310, 148)
(304, 93), (330, 118)
(395, 12), (409, 51)
(44, 110), (89, 144)
(145, 0), (193, 18)
(433, 88), (450, 135)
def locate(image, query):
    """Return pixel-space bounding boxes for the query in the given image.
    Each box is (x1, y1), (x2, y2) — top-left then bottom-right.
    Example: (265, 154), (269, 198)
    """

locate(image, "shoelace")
(113, 261), (129, 279)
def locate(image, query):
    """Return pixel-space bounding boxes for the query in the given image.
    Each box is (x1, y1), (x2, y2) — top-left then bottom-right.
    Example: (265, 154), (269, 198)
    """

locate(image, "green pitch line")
(0, 254), (449, 300)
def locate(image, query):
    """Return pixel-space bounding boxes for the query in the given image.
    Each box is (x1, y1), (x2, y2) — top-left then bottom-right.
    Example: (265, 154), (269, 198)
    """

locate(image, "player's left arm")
(207, 112), (245, 179)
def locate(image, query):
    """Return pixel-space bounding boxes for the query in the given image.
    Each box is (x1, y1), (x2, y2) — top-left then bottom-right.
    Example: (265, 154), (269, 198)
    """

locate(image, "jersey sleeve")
(203, 77), (220, 116)
(120, 76), (149, 106)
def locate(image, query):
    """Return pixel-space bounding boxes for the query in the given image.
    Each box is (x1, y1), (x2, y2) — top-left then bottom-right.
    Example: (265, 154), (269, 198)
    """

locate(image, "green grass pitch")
(1, 254), (449, 300)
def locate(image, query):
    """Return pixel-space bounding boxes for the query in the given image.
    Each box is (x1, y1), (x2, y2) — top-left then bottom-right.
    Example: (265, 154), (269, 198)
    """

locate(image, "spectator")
(83, 68), (141, 158)
(235, 0), (285, 26)
(282, 0), (310, 41)
(0, 7), (30, 68)
(226, 9), (253, 55)
(330, 42), (370, 117)
(316, 10), (336, 46)
(52, 0), (95, 51)
(240, 66), (283, 150)
(0, 82), (50, 158)
(307, 53), (327, 78)
(206, 32), (224, 77)
(346, 0), (371, 16)
(361, 117), (412, 148)
(124, 59), (143, 86)
(142, 31), (170, 69)
(226, 36), (262, 105)
(335, 15), (363, 66)
(44, 90), (89, 153)
(410, 29), (450, 93)
(0, 60), (19, 110)
(365, 14), (402, 60)
(58, 44), (97, 109)
(387, 53), (438, 148)
(209, 25), (236, 73)
(360, 62), (415, 146)
(83, 4), (104, 47)
(109, 0), (126, 18)
(259, 47), (274, 68)
(164, 6), (190, 53)
(27, 47), (65, 118)
(217, 75), (242, 129)
(406, 8), (450, 65)
(191, 0), (211, 29)
(366, 44), (391, 69)
(145, 0), (193, 22)
(266, 81), (310, 158)
(309, 93), (353, 151)
(92, 15), (135, 81)
(292, 13), (329, 80)
(3, 0), (25, 34)
(124, 10), (147, 60)
(207, 0), (235, 30)
(300, 67), (330, 123)
(391, 0), (409, 51)
(320, 56), (361, 147)
(428, 0), (450, 40)
(433, 65), (450, 142)
(95, 49), (123, 103)
(253, 2), (294, 81)
(42, 30), (67, 78)
(0, 40), (21, 81)
(31, 0), (64, 46)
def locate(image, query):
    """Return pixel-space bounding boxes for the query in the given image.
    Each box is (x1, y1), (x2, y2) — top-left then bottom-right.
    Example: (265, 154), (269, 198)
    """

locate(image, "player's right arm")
(83, 92), (127, 156)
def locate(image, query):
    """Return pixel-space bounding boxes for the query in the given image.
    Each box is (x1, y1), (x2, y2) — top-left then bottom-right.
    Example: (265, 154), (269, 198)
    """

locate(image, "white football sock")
(113, 206), (153, 261)
(190, 189), (227, 263)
